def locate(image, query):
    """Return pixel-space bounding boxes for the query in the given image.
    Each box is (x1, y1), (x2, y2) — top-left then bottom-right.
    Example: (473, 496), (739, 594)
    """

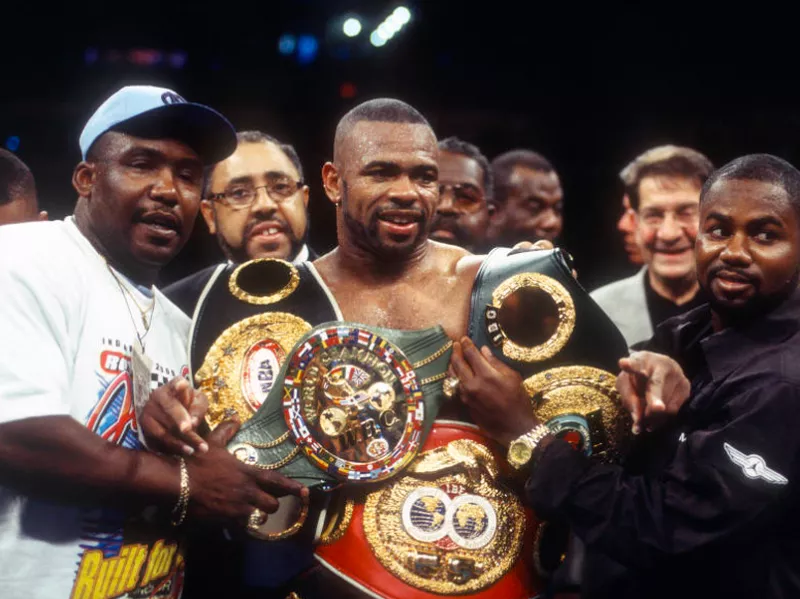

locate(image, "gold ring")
(442, 376), (460, 399)
(247, 508), (267, 530)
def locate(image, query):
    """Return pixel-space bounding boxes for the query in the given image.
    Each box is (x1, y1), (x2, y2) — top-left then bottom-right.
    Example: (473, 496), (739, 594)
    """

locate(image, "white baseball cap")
(79, 85), (237, 165)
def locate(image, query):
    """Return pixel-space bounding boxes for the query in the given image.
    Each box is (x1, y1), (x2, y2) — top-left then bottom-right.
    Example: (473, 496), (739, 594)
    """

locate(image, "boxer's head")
(323, 98), (438, 261)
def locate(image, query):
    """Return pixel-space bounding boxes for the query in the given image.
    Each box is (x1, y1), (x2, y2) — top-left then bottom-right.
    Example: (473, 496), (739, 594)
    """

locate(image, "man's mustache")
(707, 264), (757, 284)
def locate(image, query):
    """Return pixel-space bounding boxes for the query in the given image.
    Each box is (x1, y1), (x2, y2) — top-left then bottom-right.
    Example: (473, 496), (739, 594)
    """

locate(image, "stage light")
(370, 30), (387, 47)
(340, 82), (357, 99)
(278, 34), (296, 56)
(128, 49), (163, 67)
(370, 6), (412, 48)
(384, 14), (403, 35)
(394, 6), (412, 25)
(5, 136), (20, 152)
(296, 35), (319, 65)
(377, 22), (394, 40)
(343, 18), (362, 38)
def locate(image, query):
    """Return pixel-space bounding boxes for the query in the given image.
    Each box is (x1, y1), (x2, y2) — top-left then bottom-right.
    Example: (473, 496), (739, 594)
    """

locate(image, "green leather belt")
(468, 247), (628, 377)
(228, 322), (453, 488)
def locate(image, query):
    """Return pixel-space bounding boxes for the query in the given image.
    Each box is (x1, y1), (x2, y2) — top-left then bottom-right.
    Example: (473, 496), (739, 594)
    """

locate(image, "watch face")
(508, 439), (533, 467)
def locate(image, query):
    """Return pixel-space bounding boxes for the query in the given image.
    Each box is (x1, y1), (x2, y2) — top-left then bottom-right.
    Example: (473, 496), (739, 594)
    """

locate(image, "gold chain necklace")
(105, 263), (155, 343)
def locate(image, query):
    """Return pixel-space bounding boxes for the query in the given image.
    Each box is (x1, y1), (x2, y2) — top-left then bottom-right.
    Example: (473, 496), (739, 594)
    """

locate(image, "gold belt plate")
(363, 439), (525, 594)
(524, 365), (632, 462)
(282, 325), (426, 483)
(195, 312), (312, 429)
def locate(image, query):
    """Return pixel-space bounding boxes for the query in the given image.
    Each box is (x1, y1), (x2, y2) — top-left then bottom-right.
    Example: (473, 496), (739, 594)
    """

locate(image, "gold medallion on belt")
(524, 365), (632, 461)
(362, 439), (525, 594)
(195, 312), (312, 429)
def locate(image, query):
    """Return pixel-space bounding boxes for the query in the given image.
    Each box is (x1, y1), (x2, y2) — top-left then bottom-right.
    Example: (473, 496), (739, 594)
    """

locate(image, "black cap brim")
(110, 102), (237, 166)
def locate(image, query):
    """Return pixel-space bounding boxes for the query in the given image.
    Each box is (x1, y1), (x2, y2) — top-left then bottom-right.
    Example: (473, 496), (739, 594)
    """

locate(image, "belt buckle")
(362, 439), (526, 593)
(282, 325), (425, 483)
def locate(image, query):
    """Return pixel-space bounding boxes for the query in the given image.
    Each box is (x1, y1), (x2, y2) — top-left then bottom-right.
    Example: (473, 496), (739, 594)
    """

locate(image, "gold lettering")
(72, 545), (154, 599)
(125, 545), (149, 591)
(142, 540), (179, 587)
(155, 544), (177, 581)
(102, 549), (124, 598)
(91, 559), (111, 599)
(71, 550), (103, 599)
(141, 540), (164, 587)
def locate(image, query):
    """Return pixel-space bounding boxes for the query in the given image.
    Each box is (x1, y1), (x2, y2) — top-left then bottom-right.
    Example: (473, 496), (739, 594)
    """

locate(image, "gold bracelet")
(171, 457), (190, 526)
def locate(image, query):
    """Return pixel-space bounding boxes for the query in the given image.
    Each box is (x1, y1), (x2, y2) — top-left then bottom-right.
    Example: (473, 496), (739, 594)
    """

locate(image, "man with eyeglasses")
(591, 146), (713, 347)
(429, 136), (494, 252)
(165, 130), (313, 316)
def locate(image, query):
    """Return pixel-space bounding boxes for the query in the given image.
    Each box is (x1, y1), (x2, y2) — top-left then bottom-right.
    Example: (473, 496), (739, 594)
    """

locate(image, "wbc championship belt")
(314, 421), (541, 599)
(227, 321), (453, 488)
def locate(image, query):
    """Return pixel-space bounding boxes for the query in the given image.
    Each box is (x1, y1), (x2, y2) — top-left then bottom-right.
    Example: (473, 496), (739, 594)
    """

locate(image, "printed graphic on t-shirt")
(70, 338), (189, 599)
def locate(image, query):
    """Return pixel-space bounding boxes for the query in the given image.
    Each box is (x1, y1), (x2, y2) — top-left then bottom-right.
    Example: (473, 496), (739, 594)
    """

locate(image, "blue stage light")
(296, 35), (319, 65)
(278, 34), (297, 56)
(5, 136), (20, 152)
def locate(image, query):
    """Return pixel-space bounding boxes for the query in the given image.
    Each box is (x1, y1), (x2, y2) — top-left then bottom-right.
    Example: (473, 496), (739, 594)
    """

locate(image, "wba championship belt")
(315, 421), (541, 599)
(227, 322), (453, 489)
(191, 258), (338, 428)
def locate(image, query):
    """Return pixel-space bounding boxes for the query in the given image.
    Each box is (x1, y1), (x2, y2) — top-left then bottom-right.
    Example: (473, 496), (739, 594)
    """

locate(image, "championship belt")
(469, 247), (631, 461)
(314, 421), (541, 599)
(191, 258), (339, 428)
(227, 322), (453, 489)
(190, 257), (339, 541)
(468, 248), (632, 584)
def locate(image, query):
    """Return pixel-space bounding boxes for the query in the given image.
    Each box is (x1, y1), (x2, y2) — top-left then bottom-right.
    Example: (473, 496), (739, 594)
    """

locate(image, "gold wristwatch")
(507, 423), (552, 470)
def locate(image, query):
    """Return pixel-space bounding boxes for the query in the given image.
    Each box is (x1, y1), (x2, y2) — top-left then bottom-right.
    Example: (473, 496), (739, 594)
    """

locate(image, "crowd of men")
(1, 85), (799, 599)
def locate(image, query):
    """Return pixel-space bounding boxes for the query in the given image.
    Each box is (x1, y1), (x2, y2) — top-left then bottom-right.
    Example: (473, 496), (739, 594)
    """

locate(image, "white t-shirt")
(0, 217), (191, 599)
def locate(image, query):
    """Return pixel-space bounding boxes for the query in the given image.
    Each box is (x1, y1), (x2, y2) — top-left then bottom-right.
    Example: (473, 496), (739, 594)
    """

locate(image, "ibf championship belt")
(315, 421), (540, 599)
(228, 322), (453, 488)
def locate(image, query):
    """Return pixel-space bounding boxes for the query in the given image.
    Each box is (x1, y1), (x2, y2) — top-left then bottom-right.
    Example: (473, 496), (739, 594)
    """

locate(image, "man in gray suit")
(592, 146), (713, 347)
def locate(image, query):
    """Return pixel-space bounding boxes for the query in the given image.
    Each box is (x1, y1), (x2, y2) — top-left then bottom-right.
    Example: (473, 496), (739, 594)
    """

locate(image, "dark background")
(2, 1), (798, 289)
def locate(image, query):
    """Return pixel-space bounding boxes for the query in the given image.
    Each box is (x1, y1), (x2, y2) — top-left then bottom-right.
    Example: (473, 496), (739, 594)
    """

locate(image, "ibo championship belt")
(466, 247), (633, 588)
(314, 421), (542, 599)
(227, 322), (453, 488)
(468, 247), (631, 462)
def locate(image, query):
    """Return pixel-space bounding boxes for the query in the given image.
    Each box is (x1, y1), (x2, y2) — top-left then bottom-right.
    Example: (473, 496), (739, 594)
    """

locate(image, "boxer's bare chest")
(314, 260), (474, 341)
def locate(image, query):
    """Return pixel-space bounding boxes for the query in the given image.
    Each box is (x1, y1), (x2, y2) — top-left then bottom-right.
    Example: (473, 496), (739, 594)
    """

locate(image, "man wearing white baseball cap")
(0, 86), (306, 599)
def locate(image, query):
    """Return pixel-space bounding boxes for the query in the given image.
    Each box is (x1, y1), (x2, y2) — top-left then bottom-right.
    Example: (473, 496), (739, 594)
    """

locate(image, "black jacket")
(527, 290), (800, 598)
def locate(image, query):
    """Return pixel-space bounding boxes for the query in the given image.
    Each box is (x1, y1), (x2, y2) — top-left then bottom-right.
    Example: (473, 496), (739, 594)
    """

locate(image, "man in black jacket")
(452, 153), (800, 598)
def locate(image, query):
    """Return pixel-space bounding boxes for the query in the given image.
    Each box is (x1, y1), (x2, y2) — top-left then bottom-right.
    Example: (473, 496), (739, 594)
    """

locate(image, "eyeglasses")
(207, 175), (304, 210)
(439, 183), (485, 213)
